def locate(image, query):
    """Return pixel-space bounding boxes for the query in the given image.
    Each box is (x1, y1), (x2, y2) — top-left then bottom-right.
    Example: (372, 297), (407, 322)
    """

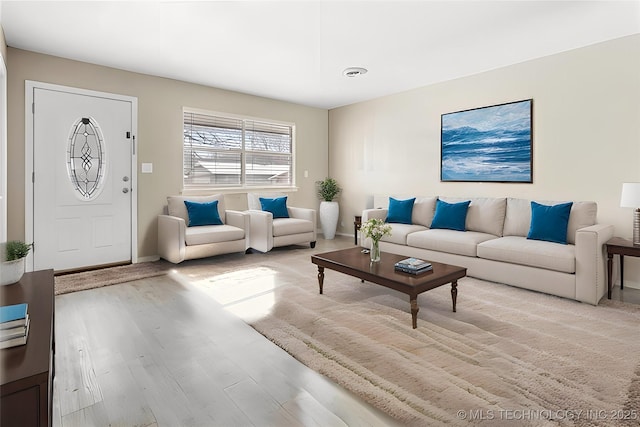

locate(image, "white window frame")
(182, 107), (296, 194)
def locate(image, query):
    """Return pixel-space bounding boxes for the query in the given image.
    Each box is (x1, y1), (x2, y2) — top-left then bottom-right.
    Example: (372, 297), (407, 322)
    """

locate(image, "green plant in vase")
(316, 177), (342, 239)
(1, 241), (32, 286)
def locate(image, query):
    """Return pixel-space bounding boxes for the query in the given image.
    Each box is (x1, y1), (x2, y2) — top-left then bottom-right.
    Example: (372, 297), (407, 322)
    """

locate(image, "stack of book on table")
(0, 303), (29, 349)
(394, 257), (433, 275)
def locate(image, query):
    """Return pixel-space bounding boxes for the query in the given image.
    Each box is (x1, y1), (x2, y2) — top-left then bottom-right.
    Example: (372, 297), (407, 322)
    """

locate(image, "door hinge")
(32, 172), (35, 183)
(132, 135), (136, 155)
(32, 103), (35, 114)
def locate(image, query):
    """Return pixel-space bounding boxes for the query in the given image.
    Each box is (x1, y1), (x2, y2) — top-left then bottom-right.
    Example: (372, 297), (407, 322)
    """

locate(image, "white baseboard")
(138, 255), (161, 263)
(620, 279), (640, 290)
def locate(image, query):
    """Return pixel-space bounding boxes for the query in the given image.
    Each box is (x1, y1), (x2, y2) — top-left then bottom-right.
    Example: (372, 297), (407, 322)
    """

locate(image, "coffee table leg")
(410, 297), (419, 329)
(451, 281), (458, 312)
(317, 266), (324, 294)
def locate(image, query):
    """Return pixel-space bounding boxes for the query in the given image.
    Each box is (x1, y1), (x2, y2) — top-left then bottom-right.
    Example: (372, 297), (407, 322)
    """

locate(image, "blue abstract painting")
(441, 99), (532, 182)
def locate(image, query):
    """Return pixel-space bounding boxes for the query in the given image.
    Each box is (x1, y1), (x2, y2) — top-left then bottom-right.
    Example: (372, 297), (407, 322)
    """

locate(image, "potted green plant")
(1, 241), (32, 286)
(316, 177), (342, 240)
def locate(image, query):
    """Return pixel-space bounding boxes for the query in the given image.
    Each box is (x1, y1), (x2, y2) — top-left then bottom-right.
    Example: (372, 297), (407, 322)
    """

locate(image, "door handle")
(122, 188), (129, 194)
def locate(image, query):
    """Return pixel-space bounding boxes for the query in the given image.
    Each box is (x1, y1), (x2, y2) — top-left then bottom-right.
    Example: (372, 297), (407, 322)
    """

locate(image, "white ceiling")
(2, 1), (639, 109)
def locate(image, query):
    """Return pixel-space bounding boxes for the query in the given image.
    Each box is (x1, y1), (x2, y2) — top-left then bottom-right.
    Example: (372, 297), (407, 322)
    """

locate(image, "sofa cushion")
(381, 224), (427, 245)
(386, 197), (415, 224)
(503, 198), (597, 244)
(168, 194), (226, 224)
(411, 197), (437, 227)
(527, 201), (573, 244)
(431, 199), (471, 231)
(185, 224), (245, 246)
(407, 229), (497, 257)
(260, 196), (290, 218)
(440, 197), (506, 237)
(478, 236), (576, 274)
(184, 200), (223, 227)
(272, 218), (313, 237)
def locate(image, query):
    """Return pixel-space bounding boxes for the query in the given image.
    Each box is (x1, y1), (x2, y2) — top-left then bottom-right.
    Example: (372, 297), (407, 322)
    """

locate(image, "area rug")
(54, 260), (173, 295)
(234, 275), (640, 426)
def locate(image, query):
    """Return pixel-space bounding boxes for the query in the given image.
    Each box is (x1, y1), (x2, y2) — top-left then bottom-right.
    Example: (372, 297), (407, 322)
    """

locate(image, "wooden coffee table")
(311, 247), (467, 329)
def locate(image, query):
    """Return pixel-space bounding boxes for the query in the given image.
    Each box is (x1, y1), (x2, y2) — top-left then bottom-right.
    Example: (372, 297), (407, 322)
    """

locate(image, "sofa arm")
(575, 224), (615, 305)
(360, 208), (388, 247)
(362, 208), (387, 222)
(158, 214), (187, 264)
(246, 209), (274, 253)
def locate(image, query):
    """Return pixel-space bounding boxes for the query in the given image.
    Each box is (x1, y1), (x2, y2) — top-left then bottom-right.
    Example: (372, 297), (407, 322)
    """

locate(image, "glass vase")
(370, 239), (381, 263)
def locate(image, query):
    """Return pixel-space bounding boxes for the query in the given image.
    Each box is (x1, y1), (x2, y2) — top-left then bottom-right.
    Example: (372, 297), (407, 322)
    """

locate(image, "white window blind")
(183, 110), (294, 189)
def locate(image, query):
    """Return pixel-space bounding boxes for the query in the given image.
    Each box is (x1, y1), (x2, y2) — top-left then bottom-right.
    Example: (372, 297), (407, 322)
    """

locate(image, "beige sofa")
(362, 197), (614, 305)
(158, 195), (249, 264)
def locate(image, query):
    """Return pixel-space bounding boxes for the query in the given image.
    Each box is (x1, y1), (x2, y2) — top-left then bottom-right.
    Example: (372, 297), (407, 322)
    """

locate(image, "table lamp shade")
(621, 183), (640, 208)
(621, 182), (640, 245)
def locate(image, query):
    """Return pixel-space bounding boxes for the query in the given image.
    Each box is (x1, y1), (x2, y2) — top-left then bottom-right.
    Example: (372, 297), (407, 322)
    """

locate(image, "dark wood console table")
(1, 269), (55, 427)
(606, 237), (640, 299)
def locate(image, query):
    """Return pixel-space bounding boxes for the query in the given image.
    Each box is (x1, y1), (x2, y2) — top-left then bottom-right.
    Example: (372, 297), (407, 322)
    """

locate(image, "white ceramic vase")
(319, 201), (339, 240)
(1, 257), (26, 286)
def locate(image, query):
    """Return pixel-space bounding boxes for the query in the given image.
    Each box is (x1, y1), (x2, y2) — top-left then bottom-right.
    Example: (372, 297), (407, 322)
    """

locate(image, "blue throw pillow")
(430, 199), (470, 231)
(386, 197), (416, 224)
(259, 196), (290, 219)
(184, 200), (223, 227)
(527, 201), (573, 244)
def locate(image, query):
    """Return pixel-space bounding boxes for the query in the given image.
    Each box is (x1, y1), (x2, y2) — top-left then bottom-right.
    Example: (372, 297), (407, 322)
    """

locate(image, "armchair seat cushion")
(272, 218), (314, 237)
(185, 224), (245, 246)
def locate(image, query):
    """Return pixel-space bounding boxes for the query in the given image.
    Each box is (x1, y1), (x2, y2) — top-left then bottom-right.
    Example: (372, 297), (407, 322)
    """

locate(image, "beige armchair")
(246, 193), (316, 253)
(158, 195), (249, 264)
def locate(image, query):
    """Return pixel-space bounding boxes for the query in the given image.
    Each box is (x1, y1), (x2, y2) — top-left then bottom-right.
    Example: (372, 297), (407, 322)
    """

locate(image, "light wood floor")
(53, 236), (403, 427)
(53, 235), (640, 426)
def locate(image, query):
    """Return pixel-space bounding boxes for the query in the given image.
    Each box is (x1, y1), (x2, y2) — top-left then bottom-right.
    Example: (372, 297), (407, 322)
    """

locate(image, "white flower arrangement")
(360, 218), (392, 242)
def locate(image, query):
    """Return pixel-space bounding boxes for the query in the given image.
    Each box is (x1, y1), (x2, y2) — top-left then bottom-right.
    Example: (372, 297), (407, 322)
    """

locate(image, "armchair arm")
(225, 210), (249, 230)
(226, 210), (250, 250)
(158, 214), (187, 264)
(246, 209), (274, 253)
(575, 224), (615, 305)
(288, 206), (315, 222)
(288, 206), (317, 241)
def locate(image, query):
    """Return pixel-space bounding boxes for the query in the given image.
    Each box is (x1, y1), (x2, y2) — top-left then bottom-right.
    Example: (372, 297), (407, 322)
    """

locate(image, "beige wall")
(329, 35), (640, 286)
(7, 48), (328, 260)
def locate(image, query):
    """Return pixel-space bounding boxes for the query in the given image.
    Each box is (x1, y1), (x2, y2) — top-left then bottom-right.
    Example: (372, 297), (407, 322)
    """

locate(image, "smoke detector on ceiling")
(343, 67), (368, 77)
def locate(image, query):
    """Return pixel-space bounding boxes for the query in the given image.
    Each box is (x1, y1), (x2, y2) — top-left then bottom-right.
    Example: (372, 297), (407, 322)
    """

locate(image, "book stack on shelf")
(0, 303), (29, 349)
(394, 257), (433, 275)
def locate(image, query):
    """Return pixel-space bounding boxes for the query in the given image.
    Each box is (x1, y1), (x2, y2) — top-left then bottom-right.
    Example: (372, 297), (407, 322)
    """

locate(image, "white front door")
(30, 85), (135, 272)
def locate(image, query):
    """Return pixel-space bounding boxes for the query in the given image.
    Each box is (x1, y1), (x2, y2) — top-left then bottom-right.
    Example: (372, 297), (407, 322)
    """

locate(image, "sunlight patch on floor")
(174, 266), (283, 322)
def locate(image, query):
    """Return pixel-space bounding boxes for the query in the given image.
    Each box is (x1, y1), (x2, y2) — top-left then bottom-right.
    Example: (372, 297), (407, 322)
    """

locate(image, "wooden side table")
(354, 216), (362, 245)
(606, 237), (640, 299)
(1, 269), (55, 427)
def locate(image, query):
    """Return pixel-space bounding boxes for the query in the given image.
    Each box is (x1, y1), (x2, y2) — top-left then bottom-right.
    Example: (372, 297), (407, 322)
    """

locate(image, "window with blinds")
(183, 110), (294, 189)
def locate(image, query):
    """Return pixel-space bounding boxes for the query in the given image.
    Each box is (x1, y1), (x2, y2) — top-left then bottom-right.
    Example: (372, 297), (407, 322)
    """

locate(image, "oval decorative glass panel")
(67, 117), (107, 200)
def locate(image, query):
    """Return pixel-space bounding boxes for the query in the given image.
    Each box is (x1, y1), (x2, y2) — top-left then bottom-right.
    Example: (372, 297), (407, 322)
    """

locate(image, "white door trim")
(0, 54), (6, 244)
(25, 81), (138, 271)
